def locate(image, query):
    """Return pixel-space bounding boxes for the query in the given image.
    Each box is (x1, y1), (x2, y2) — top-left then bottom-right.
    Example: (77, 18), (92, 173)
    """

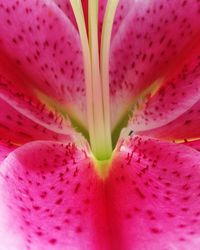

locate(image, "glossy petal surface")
(0, 98), (70, 144)
(139, 99), (200, 140)
(99, 0), (133, 41)
(0, 0), (86, 125)
(110, 0), (200, 129)
(0, 140), (16, 165)
(0, 141), (109, 250)
(184, 140), (200, 152)
(1, 1), (200, 250)
(53, 0), (77, 28)
(131, 57), (200, 132)
(0, 66), (71, 135)
(106, 136), (200, 250)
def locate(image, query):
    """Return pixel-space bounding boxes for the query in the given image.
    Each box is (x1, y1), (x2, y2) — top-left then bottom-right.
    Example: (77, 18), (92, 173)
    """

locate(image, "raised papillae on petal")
(131, 55), (200, 132)
(53, 0), (77, 28)
(0, 141), (110, 250)
(106, 136), (200, 250)
(0, 97), (70, 144)
(1, 0), (200, 154)
(110, 0), (200, 133)
(0, 0), (87, 126)
(140, 99), (200, 141)
(0, 72), (72, 135)
(2, 136), (200, 249)
(1, 0), (200, 249)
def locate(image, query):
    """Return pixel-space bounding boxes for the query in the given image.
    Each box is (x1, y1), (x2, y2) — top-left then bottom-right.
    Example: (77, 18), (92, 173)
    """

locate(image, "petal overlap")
(0, 139), (16, 165)
(2, 137), (200, 250)
(0, 0), (200, 249)
(53, 0), (77, 28)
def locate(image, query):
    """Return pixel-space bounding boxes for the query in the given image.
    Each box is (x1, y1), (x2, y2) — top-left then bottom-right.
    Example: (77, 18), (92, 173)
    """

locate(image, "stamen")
(172, 138), (200, 144)
(69, 0), (119, 161)
(69, 0), (96, 153)
(100, 0), (119, 153)
(88, 0), (112, 160)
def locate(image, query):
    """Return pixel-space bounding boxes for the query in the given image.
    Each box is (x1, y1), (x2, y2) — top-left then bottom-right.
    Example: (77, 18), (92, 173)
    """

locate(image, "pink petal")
(184, 140), (200, 152)
(99, 0), (133, 41)
(53, 0), (77, 29)
(0, 140), (16, 165)
(53, 0), (133, 41)
(0, 97), (70, 144)
(106, 136), (200, 249)
(138, 99), (200, 140)
(131, 57), (200, 132)
(0, 0), (86, 125)
(0, 66), (71, 135)
(110, 0), (200, 128)
(0, 141), (109, 250)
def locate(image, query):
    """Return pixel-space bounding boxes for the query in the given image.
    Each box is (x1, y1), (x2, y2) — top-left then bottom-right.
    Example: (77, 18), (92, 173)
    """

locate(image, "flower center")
(70, 0), (119, 161)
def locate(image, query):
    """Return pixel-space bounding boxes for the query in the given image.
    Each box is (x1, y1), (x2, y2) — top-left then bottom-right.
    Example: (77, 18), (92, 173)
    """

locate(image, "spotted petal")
(99, 0), (133, 41)
(106, 136), (200, 249)
(0, 0), (86, 127)
(139, 99), (200, 140)
(0, 141), (109, 250)
(131, 56), (200, 132)
(110, 0), (200, 130)
(0, 70), (72, 135)
(53, 0), (77, 28)
(0, 97), (70, 144)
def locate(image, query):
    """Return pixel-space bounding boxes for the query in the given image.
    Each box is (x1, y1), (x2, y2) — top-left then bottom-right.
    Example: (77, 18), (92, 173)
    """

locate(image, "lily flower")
(1, 0), (200, 249)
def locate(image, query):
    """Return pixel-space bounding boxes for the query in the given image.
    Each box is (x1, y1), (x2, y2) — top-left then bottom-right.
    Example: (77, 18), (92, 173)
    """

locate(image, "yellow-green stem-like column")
(69, 0), (119, 162)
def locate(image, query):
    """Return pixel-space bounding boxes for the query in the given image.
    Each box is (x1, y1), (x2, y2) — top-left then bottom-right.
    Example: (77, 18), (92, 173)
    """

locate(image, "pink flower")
(0, 0), (200, 249)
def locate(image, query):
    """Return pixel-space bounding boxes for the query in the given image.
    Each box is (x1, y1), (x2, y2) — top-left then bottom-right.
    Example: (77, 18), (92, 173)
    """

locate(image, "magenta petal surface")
(0, 0), (86, 125)
(131, 57), (200, 132)
(53, 0), (77, 28)
(106, 136), (200, 250)
(0, 140), (16, 165)
(109, 0), (200, 128)
(98, 0), (133, 41)
(0, 68), (71, 134)
(0, 141), (109, 250)
(139, 99), (200, 140)
(184, 140), (200, 152)
(0, 98), (70, 144)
